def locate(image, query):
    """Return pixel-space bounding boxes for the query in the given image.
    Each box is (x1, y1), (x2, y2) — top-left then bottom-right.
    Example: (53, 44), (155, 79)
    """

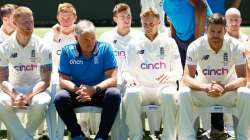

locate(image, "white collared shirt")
(0, 33), (52, 86)
(186, 35), (245, 84)
(43, 30), (76, 84)
(124, 33), (183, 86)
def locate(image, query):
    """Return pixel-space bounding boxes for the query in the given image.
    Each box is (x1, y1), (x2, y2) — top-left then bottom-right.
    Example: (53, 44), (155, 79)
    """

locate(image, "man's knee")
(31, 91), (51, 105)
(160, 87), (177, 103)
(54, 90), (71, 107)
(105, 87), (121, 105)
(179, 86), (191, 101)
(124, 87), (141, 103)
(0, 93), (12, 107)
(237, 87), (250, 102)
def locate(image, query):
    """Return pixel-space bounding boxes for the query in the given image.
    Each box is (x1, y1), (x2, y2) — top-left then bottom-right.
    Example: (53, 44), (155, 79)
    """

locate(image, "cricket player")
(0, 7), (52, 140)
(179, 13), (250, 140)
(140, 0), (167, 32)
(123, 8), (182, 140)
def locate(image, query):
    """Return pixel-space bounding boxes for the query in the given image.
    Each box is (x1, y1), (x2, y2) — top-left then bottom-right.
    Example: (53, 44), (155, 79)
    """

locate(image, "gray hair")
(75, 20), (95, 35)
(225, 8), (241, 18)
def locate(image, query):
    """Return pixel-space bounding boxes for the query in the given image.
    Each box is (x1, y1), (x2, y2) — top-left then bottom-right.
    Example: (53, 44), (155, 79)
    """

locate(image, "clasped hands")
(12, 94), (30, 108)
(75, 85), (95, 102)
(206, 81), (225, 97)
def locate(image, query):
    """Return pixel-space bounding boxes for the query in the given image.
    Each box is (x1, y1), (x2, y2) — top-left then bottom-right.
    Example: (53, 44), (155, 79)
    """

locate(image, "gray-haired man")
(54, 20), (121, 140)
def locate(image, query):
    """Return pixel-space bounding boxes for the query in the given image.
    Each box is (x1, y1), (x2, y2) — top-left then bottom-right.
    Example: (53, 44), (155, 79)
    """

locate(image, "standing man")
(123, 8), (182, 140)
(0, 3), (17, 43)
(223, 7), (248, 136)
(99, 3), (142, 93)
(225, 8), (247, 42)
(163, 0), (208, 68)
(43, 2), (80, 139)
(140, 0), (167, 32)
(54, 20), (121, 140)
(99, 3), (142, 139)
(179, 13), (250, 140)
(0, 3), (17, 131)
(0, 6), (52, 140)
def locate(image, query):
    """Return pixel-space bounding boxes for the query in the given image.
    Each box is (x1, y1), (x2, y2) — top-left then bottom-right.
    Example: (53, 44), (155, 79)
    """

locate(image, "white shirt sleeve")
(39, 43), (52, 65)
(0, 44), (8, 67)
(169, 38), (183, 81)
(233, 41), (246, 66)
(121, 41), (137, 80)
(186, 41), (198, 66)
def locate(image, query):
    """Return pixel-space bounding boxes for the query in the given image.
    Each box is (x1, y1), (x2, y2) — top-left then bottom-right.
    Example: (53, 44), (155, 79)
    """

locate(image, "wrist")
(94, 85), (102, 94)
(202, 83), (211, 92)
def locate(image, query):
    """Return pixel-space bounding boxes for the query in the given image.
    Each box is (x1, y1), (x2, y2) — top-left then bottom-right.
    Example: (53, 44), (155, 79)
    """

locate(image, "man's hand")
(206, 82), (225, 97)
(155, 73), (169, 84)
(75, 85), (95, 102)
(12, 94), (30, 108)
(125, 76), (139, 87)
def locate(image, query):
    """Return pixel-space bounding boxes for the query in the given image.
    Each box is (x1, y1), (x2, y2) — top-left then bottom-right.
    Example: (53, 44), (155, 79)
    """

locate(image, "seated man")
(0, 7), (52, 140)
(123, 8), (182, 140)
(54, 20), (121, 140)
(179, 13), (250, 140)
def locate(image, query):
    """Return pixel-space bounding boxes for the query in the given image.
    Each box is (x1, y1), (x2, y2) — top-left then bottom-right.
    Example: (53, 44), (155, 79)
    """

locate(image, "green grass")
(34, 27), (250, 38)
(34, 27), (115, 38)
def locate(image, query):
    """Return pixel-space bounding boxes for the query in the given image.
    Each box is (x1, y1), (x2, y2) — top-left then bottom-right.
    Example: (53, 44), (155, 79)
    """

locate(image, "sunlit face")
(14, 13), (34, 36)
(113, 10), (132, 29)
(141, 15), (160, 37)
(57, 11), (76, 27)
(76, 32), (96, 53)
(3, 11), (15, 30)
(207, 23), (225, 46)
(226, 13), (241, 33)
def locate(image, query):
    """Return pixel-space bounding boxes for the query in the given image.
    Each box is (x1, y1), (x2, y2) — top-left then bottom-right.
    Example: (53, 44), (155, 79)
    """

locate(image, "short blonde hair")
(0, 4), (18, 19)
(13, 6), (32, 21)
(140, 8), (160, 19)
(57, 2), (76, 15)
(112, 3), (130, 17)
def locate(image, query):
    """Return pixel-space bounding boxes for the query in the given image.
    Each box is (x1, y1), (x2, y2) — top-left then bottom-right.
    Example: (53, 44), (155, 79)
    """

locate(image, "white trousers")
(123, 85), (178, 140)
(178, 86), (250, 140)
(0, 87), (51, 140)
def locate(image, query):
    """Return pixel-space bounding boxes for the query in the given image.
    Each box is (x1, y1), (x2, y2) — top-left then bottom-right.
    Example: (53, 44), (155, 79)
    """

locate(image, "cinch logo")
(141, 61), (167, 70)
(14, 64), (38, 72)
(114, 50), (126, 57)
(69, 60), (83, 64)
(202, 68), (228, 76)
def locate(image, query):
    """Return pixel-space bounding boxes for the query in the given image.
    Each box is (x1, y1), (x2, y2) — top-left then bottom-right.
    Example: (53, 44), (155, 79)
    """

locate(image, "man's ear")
(113, 16), (117, 24)
(74, 15), (77, 23)
(2, 17), (8, 24)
